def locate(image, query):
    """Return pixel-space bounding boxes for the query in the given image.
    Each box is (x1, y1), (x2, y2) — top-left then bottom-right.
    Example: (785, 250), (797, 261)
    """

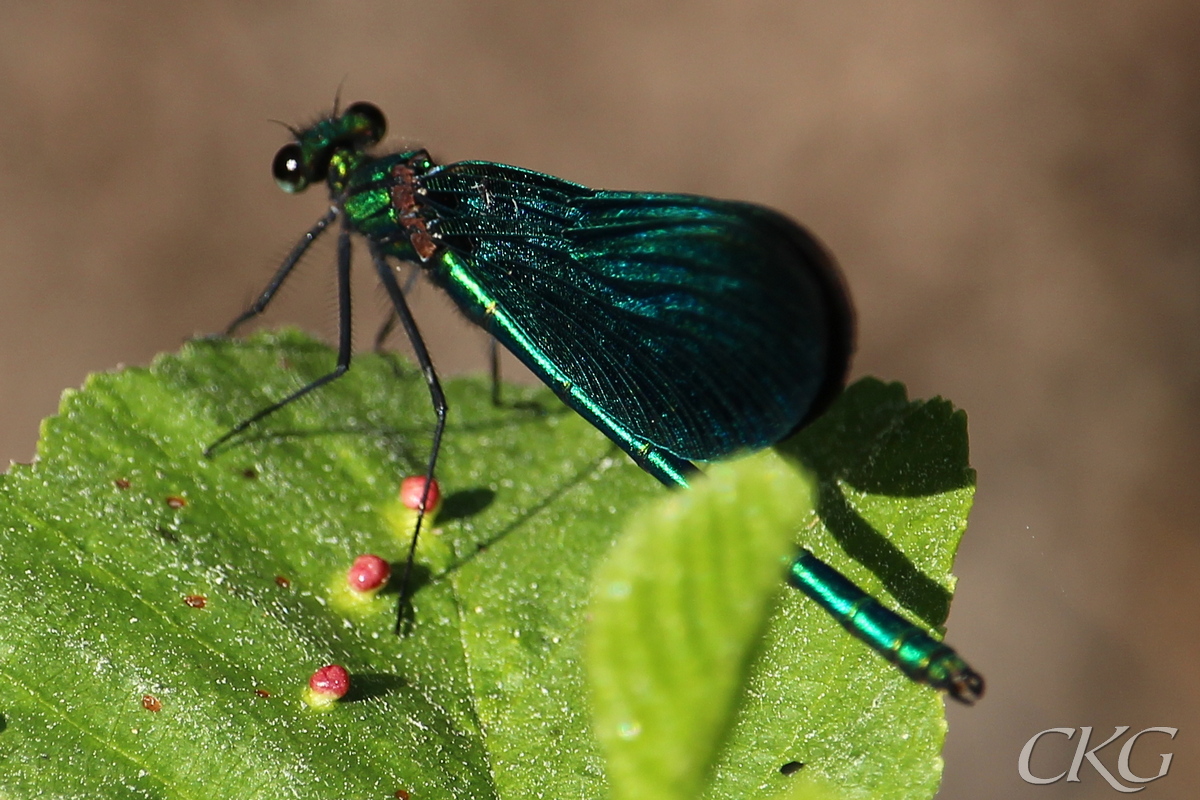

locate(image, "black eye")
(344, 101), (386, 145)
(272, 143), (308, 193)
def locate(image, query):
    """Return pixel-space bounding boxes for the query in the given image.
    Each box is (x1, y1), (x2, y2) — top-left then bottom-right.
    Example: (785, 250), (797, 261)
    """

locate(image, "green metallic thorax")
(336, 149), (434, 264)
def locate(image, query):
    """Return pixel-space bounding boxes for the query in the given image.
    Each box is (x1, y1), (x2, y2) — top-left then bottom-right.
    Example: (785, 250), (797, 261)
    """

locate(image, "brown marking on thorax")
(390, 151), (439, 261)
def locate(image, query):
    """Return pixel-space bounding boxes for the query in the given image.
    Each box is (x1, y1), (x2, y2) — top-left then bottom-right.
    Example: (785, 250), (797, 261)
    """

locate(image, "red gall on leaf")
(303, 664), (350, 709)
(347, 554), (391, 593)
(399, 475), (441, 514)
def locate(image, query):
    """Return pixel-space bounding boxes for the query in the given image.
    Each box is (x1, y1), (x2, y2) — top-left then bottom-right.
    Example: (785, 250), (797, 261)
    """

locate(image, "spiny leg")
(373, 313), (398, 354)
(373, 269), (422, 386)
(372, 267), (422, 353)
(370, 243), (448, 634)
(205, 223), (354, 457)
(224, 208), (337, 336)
(374, 270), (502, 406)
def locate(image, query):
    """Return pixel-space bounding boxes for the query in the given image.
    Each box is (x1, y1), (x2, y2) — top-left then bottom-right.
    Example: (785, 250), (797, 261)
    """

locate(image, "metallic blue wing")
(414, 161), (852, 475)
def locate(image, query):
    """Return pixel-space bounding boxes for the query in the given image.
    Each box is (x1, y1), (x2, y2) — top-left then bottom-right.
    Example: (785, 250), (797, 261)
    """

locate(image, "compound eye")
(272, 143), (308, 193)
(344, 101), (386, 145)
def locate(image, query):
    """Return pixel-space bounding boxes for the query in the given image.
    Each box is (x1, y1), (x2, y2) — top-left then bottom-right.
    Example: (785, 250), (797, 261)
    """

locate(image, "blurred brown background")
(1, 2), (1197, 797)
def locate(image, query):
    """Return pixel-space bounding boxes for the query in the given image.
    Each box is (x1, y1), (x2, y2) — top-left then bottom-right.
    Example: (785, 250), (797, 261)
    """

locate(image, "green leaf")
(703, 379), (976, 800)
(0, 333), (974, 800)
(589, 452), (816, 800)
(586, 378), (976, 800)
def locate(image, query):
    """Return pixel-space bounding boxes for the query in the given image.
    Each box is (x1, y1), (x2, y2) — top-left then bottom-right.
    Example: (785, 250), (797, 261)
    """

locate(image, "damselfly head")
(271, 101), (388, 194)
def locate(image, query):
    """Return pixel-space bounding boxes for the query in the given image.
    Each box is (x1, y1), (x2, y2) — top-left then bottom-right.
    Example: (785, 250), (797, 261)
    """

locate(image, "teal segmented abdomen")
(788, 550), (983, 701)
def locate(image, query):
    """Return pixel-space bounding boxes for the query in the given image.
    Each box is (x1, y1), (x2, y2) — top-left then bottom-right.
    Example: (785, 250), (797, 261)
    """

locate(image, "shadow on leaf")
(775, 377), (975, 626)
(437, 488), (496, 522)
(345, 673), (405, 703)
